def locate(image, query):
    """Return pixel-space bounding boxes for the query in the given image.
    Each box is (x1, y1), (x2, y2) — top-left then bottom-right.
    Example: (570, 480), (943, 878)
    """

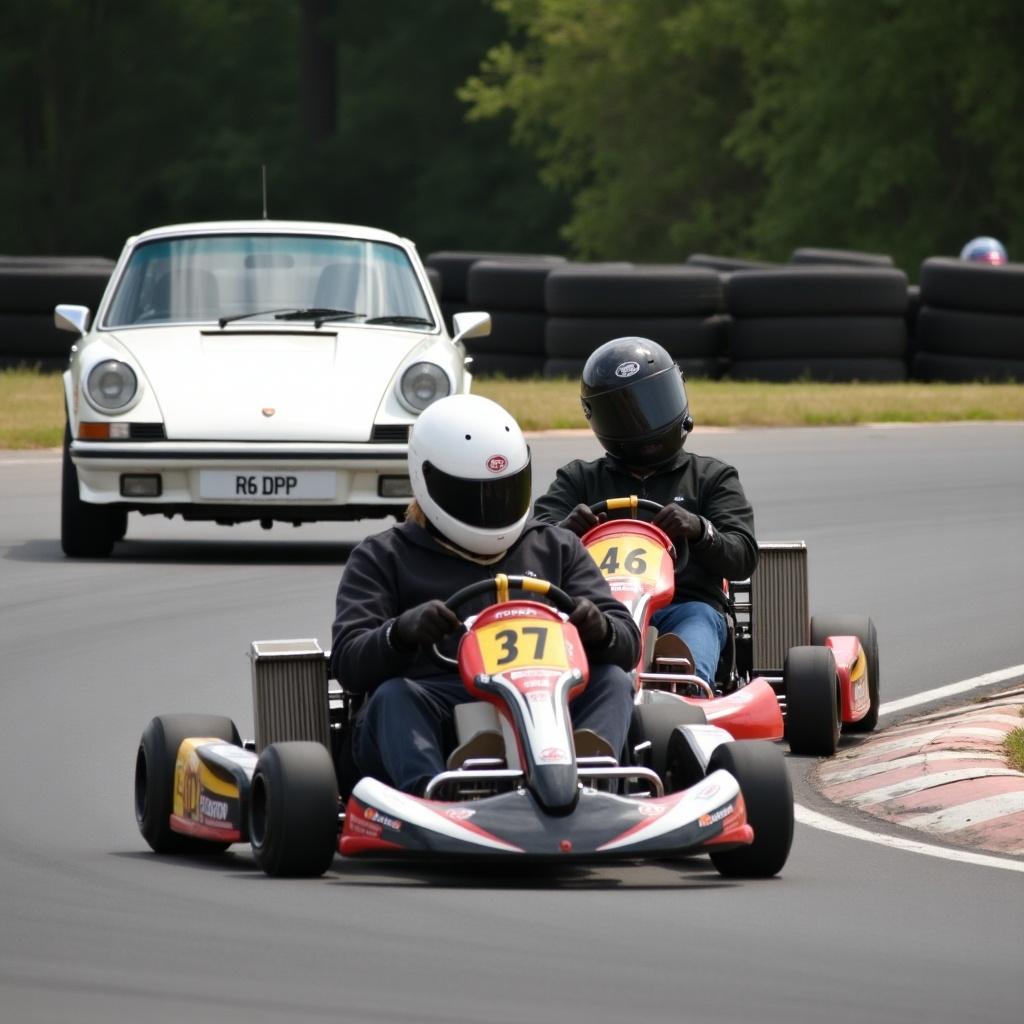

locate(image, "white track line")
(879, 665), (1024, 716)
(794, 804), (1024, 873)
(821, 751), (1005, 785)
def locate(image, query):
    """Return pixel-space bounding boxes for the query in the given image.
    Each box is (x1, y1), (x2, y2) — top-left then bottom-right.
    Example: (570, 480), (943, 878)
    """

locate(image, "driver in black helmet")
(534, 337), (757, 685)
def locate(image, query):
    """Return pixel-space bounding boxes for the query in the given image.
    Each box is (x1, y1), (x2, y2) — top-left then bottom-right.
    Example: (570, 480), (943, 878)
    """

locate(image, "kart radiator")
(250, 638), (331, 751)
(751, 542), (809, 674)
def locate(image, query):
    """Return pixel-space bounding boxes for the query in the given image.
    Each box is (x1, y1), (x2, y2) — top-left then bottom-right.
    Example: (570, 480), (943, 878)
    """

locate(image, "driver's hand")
(652, 502), (703, 544)
(569, 596), (613, 650)
(558, 504), (605, 537)
(392, 600), (462, 651)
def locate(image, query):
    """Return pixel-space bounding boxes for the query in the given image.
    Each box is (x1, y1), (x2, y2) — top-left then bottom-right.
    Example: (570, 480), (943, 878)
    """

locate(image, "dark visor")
(422, 456), (532, 529)
(584, 368), (686, 440)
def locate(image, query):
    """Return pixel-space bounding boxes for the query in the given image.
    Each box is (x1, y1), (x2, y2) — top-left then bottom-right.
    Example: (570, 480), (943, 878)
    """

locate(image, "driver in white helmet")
(330, 394), (639, 797)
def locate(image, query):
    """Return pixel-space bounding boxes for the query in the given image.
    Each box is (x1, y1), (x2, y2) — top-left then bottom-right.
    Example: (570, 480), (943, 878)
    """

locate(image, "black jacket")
(330, 518), (640, 692)
(533, 448), (758, 612)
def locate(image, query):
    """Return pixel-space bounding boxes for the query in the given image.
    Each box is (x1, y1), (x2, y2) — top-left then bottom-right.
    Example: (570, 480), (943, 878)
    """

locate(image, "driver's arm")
(692, 464), (758, 581)
(533, 461), (588, 526)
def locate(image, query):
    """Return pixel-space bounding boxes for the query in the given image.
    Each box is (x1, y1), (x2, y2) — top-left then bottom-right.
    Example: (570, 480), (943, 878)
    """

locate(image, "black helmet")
(581, 337), (693, 468)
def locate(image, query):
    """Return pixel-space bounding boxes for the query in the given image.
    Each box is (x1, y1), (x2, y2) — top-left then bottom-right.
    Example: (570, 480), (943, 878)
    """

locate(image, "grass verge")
(1, 367), (1022, 449)
(1005, 708), (1024, 774)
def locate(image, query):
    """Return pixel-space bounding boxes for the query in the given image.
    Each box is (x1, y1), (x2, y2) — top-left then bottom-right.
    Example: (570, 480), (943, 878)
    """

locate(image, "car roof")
(127, 220), (412, 248)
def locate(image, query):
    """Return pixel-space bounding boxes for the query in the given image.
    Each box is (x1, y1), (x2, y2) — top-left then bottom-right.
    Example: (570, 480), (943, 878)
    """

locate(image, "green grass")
(1, 367), (1021, 449)
(1005, 708), (1024, 774)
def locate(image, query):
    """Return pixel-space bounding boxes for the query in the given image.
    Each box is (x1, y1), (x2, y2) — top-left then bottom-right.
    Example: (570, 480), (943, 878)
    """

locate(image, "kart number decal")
(587, 539), (661, 583)
(474, 622), (568, 673)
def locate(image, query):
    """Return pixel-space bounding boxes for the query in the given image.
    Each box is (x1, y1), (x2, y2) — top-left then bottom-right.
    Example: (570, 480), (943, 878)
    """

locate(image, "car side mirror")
(55, 304), (91, 335)
(452, 311), (491, 345)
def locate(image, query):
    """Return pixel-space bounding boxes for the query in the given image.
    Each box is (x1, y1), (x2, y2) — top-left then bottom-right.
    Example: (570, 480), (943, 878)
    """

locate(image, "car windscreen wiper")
(218, 308), (300, 328)
(309, 309), (362, 327)
(363, 315), (435, 327)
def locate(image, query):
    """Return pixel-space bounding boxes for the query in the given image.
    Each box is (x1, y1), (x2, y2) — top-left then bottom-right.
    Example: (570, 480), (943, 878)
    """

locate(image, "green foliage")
(463, 0), (1024, 270)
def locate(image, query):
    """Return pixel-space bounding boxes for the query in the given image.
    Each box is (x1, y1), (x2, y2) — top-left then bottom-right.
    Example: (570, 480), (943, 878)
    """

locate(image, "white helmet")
(408, 394), (531, 557)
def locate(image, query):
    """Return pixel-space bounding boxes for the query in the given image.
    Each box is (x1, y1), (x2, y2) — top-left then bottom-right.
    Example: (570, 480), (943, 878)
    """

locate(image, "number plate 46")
(587, 538), (662, 584)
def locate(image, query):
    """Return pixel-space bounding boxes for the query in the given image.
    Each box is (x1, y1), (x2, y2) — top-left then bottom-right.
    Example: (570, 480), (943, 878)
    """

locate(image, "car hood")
(108, 324), (425, 441)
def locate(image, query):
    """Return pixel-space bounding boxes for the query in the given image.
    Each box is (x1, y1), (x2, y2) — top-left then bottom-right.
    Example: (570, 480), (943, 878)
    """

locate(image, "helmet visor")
(584, 367), (686, 441)
(422, 456), (532, 529)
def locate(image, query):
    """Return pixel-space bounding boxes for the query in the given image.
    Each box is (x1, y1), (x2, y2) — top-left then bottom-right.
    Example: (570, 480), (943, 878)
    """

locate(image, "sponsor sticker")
(444, 807), (476, 821)
(615, 361), (641, 378)
(636, 803), (665, 817)
(486, 454), (508, 473)
(364, 806), (403, 832)
(698, 803), (734, 828)
(199, 794), (230, 822)
(540, 747), (571, 764)
(694, 780), (720, 800)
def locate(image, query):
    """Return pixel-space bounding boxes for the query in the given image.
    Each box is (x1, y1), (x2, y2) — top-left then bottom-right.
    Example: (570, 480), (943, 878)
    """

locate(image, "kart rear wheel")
(811, 615), (880, 733)
(630, 699), (707, 782)
(135, 713), (241, 854)
(785, 646), (840, 756)
(707, 740), (794, 878)
(249, 742), (339, 877)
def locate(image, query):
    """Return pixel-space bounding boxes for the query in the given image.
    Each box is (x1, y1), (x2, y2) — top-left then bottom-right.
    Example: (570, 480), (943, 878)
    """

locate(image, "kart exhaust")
(249, 639), (331, 751)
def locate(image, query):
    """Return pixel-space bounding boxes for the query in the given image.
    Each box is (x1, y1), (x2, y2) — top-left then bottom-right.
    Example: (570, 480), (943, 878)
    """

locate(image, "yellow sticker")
(474, 620), (569, 674)
(587, 538), (662, 583)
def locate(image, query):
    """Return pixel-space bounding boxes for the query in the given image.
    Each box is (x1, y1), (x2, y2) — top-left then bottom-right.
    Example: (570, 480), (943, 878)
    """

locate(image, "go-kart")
(134, 575), (794, 879)
(583, 497), (880, 760)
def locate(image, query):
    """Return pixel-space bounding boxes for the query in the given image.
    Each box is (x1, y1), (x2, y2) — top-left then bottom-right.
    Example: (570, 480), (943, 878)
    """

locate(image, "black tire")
(910, 351), (1023, 383)
(706, 740), (794, 878)
(543, 356), (722, 380)
(467, 259), (563, 311)
(629, 700), (707, 781)
(726, 315), (907, 360)
(686, 253), (779, 272)
(544, 314), (723, 359)
(914, 306), (1024, 360)
(0, 312), (75, 359)
(469, 310), (547, 356)
(785, 645), (840, 756)
(249, 741), (339, 877)
(545, 264), (720, 316)
(61, 422), (121, 557)
(135, 713), (242, 854)
(426, 251), (564, 302)
(789, 247), (894, 267)
(425, 266), (442, 301)
(725, 267), (909, 317)
(467, 351), (545, 378)
(919, 257), (1024, 314)
(726, 357), (907, 382)
(811, 615), (879, 734)
(0, 261), (114, 311)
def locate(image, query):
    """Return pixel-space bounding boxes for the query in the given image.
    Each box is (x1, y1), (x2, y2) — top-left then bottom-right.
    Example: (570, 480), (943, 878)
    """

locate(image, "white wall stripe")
(848, 767), (1023, 807)
(794, 804), (1024, 873)
(902, 793), (1024, 833)
(844, 726), (1009, 759)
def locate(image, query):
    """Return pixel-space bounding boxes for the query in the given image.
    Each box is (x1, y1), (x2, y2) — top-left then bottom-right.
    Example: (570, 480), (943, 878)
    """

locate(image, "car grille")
(129, 423), (167, 439)
(370, 424), (409, 443)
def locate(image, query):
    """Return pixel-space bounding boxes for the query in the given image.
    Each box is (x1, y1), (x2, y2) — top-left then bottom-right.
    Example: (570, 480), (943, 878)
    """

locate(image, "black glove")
(569, 596), (613, 650)
(557, 504), (606, 537)
(652, 502), (704, 544)
(391, 600), (462, 651)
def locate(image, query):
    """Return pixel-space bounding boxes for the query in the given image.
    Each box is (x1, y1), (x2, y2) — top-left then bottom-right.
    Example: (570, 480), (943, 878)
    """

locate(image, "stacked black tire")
(543, 263), (725, 379)
(0, 256), (114, 370)
(723, 266), (910, 381)
(911, 258), (1024, 382)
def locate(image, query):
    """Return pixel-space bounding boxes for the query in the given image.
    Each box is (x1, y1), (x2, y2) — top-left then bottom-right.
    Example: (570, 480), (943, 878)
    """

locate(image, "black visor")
(422, 455), (532, 529)
(583, 367), (686, 441)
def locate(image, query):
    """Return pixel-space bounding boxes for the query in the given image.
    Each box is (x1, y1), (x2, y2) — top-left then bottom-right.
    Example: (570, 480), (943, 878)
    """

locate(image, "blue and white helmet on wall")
(959, 237), (1008, 265)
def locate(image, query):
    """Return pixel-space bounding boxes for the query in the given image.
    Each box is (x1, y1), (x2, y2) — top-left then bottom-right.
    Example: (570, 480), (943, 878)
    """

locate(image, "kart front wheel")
(784, 645), (840, 756)
(708, 740), (793, 878)
(135, 713), (241, 854)
(630, 699), (707, 783)
(811, 615), (880, 733)
(249, 742), (339, 877)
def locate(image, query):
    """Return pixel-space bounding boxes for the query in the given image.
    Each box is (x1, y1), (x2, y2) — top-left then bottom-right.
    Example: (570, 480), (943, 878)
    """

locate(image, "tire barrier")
(0, 256), (113, 369)
(425, 250), (565, 302)
(543, 356), (722, 380)
(911, 258), (1024, 381)
(727, 358), (907, 382)
(724, 267), (909, 318)
(788, 246), (895, 267)
(685, 253), (779, 273)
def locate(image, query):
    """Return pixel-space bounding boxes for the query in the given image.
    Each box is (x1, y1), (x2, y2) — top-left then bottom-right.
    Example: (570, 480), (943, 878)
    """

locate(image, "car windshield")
(103, 234), (434, 329)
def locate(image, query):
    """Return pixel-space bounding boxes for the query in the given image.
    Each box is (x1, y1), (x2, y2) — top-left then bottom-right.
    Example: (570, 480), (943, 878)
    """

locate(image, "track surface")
(1, 424), (1022, 1023)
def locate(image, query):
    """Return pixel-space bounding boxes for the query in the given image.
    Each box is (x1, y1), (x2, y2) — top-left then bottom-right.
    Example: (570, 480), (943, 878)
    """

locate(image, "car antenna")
(260, 164), (268, 219)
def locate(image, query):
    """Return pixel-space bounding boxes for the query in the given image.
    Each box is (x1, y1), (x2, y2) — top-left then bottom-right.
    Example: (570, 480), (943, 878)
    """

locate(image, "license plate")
(199, 470), (336, 500)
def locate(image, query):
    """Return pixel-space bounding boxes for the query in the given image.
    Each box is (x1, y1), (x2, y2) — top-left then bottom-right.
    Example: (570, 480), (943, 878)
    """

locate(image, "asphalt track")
(1, 423), (1022, 1024)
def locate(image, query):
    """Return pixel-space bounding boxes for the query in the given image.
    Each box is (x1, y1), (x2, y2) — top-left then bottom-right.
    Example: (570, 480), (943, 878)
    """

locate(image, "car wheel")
(784, 645), (840, 755)
(707, 740), (794, 878)
(61, 422), (120, 557)
(249, 742), (339, 878)
(811, 615), (880, 733)
(135, 713), (241, 854)
(629, 700), (707, 782)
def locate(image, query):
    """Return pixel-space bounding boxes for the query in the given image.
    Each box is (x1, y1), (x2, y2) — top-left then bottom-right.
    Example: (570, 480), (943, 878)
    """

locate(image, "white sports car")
(56, 220), (491, 556)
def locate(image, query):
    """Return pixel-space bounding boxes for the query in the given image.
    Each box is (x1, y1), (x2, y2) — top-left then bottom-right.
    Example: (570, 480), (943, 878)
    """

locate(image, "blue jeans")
(353, 664), (634, 795)
(651, 600), (727, 683)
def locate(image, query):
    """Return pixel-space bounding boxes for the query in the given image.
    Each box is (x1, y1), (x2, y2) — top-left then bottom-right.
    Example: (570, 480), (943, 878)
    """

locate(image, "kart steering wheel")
(431, 574), (576, 669)
(589, 496), (663, 518)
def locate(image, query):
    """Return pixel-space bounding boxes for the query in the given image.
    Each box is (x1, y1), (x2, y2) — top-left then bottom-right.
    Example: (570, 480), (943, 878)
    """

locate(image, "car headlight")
(398, 362), (450, 413)
(86, 360), (138, 411)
